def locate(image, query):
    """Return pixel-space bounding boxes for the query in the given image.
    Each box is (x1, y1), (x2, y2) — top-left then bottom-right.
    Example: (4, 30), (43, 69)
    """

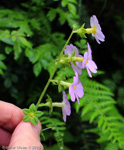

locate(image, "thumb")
(9, 121), (43, 150)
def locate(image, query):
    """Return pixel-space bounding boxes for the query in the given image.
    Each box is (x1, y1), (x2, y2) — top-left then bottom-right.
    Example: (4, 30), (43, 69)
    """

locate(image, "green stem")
(38, 102), (64, 108)
(36, 29), (74, 108)
(38, 103), (50, 107)
(51, 80), (71, 87)
(52, 102), (64, 108)
(60, 56), (84, 63)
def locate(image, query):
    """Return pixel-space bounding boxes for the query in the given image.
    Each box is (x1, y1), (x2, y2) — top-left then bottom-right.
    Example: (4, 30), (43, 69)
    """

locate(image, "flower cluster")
(36, 15), (105, 123)
(60, 15), (105, 122)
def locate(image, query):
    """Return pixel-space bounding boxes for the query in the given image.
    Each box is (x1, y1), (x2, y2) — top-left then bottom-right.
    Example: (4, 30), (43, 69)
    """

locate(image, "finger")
(9, 121), (43, 150)
(0, 127), (11, 147)
(0, 101), (24, 131)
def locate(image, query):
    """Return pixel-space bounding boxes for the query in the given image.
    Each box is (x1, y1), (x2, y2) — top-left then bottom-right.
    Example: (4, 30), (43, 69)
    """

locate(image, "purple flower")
(62, 91), (71, 122)
(82, 43), (97, 77)
(69, 72), (84, 104)
(64, 44), (82, 75)
(90, 15), (105, 44)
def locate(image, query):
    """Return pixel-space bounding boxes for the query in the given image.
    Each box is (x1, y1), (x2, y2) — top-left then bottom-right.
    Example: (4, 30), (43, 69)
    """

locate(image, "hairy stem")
(36, 29), (74, 108)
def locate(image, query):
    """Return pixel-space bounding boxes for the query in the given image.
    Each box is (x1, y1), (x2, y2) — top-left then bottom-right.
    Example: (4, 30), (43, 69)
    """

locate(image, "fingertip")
(31, 121), (41, 137)
(9, 121), (43, 148)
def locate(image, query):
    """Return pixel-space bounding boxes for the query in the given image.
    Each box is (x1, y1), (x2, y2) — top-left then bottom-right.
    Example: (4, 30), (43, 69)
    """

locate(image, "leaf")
(19, 37), (32, 49)
(0, 69), (3, 75)
(11, 35), (17, 42)
(4, 78), (12, 88)
(23, 109), (30, 115)
(46, 94), (53, 114)
(29, 103), (37, 112)
(0, 54), (6, 61)
(23, 115), (30, 122)
(14, 40), (22, 60)
(68, 3), (76, 16)
(11, 74), (18, 83)
(98, 117), (104, 127)
(40, 131), (45, 141)
(33, 62), (42, 77)
(61, 0), (68, 7)
(81, 103), (93, 116)
(90, 110), (99, 123)
(0, 38), (14, 46)
(0, 61), (7, 70)
(5, 47), (12, 54)
(30, 117), (38, 125)
(47, 9), (57, 21)
(35, 111), (44, 118)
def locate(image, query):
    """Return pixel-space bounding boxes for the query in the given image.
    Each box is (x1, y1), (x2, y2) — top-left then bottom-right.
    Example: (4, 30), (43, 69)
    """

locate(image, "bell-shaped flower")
(64, 44), (83, 75)
(62, 91), (71, 122)
(90, 15), (105, 44)
(69, 72), (84, 104)
(82, 43), (97, 77)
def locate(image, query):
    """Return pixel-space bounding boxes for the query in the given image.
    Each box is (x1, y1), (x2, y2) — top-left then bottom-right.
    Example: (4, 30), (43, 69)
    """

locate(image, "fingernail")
(31, 122), (41, 137)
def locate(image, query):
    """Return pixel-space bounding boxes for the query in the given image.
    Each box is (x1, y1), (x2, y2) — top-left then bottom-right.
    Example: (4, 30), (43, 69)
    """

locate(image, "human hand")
(0, 101), (43, 150)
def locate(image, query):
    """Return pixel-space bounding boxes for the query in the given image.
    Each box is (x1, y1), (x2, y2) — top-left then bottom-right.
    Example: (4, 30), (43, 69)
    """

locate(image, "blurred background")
(0, 0), (124, 150)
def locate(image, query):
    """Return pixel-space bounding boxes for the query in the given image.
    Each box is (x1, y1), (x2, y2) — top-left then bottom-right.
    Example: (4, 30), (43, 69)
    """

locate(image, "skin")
(0, 101), (43, 150)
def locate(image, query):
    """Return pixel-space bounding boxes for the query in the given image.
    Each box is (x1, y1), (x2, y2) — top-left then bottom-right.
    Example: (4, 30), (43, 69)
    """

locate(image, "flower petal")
(71, 63), (82, 75)
(73, 72), (79, 84)
(87, 42), (92, 60)
(69, 85), (75, 102)
(64, 44), (79, 56)
(87, 60), (97, 74)
(75, 83), (84, 98)
(62, 91), (71, 122)
(86, 67), (92, 77)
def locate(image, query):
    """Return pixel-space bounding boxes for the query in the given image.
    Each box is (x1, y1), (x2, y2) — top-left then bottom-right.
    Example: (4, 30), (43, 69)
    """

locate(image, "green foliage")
(0, 54), (7, 75)
(40, 112), (66, 150)
(75, 71), (124, 149)
(1, 0), (124, 150)
(23, 103), (44, 125)
(47, 0), (79, 27)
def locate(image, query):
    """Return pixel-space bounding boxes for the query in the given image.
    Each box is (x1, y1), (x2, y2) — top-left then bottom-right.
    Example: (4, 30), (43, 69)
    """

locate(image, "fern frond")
(39, 112), (66, 149)
(75, 74), (124, 149)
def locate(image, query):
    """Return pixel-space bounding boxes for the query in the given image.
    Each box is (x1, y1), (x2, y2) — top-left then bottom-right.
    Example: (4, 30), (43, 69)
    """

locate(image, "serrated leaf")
(29, 103), (37, 112)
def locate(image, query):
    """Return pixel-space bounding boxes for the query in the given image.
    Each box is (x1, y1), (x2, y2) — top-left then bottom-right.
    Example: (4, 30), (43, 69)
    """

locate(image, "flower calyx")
(23, 103), (44, 125)
(73, 24), (87, 38)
